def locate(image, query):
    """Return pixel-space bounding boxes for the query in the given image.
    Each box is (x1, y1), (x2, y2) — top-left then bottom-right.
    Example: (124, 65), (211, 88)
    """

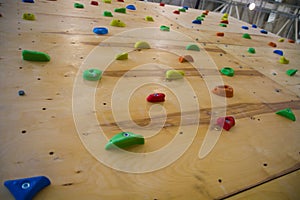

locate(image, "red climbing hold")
(173, 10), (180, 14)
(147, 93), (165, 103)
(160, 2), (165, 6)
(216, 32), (224, 37)
(90, 1), (98, 5)
(268, 42), (277, 47)
(217, 116), (235, 131)
(220, 20), (228, 24)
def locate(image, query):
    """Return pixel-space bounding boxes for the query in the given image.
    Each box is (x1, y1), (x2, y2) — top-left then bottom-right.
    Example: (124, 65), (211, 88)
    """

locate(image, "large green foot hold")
(22, 50), (50, 62)
(105, 132), (145, 150)
(276, 108), (296, 121)
(83, 69), (102, 81)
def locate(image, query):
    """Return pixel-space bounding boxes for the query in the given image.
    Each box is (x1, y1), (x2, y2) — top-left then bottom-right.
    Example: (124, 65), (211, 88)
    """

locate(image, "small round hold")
(18, 90), (25, 96)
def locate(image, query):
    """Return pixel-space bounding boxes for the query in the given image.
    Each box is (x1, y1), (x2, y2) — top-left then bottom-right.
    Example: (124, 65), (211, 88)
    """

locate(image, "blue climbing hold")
(241, 26), (249, 30)
(183, 6), (189, 10)
(192, 19), (202, 24)
(273, 50), (283, 56)
(22, 0), (34, 3)
(4, 176), (51, 200)
(126, 5), (136, 10)
(93, 27), (108, 35)
(252, 24), (257, 28)
(18, 90), (25, 96)
(260, 29), (268, 34)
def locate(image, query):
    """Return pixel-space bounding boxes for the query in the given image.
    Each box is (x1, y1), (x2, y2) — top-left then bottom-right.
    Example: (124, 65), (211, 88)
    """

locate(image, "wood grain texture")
(0, 0), (299, 199)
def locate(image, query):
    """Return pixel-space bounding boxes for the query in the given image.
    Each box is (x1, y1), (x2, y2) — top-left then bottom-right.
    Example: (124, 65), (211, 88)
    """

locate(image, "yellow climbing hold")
(134, 41), (150, 49)
(166, 70), (185, 80)
(278, 38), (284, 42)
(103, 0), (111, 3)
(110, 19), (126, 27)
(145, 16), (154, 21)
(115, 52), (128, 60)
(279, 56), (289, 64)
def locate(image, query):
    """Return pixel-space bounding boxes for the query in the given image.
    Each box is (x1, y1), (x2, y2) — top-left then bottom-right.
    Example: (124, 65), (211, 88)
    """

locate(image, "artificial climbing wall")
(0, 0), (300, 199)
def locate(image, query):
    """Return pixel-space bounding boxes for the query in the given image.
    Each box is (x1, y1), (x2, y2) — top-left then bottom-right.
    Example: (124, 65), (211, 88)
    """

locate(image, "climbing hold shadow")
(93, 27), (108, 35)
(126, 5), (136, 10)
(23, 13), (35, 20)
(83, 69), (102, 81)
(212, 85), (233, 98)
(22, 50), (50, 62)
(216, 116), (235, 131)
(110, 19), (126, 27)
(220, 67), (234, 76)
(4, 176), (51, 200)
(105, 132), (144, 150)
(115, 52), (128, 60)
(186, 44), (200, 51)
(166, 70), (185, 80)
(147, 93), (165, 102)
(286, 69), (297, 76)
(242, 33), (251, 39)
(103, 11), (113, 17)
(248, 47), (256, 54)
(273, 50), (283, 56)
(276, 108), (296, 121)
(134, 41), (150, 49)
(279, 56), (289, 64)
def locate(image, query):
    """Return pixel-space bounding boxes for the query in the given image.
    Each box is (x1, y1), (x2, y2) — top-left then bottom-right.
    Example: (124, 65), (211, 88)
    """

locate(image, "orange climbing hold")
(212, 85), (233, 98)
(268, 42), (277, 47)
(202, 10), (209, 15)
(216, 32), (224, 37)
(288, 39), (295, 43)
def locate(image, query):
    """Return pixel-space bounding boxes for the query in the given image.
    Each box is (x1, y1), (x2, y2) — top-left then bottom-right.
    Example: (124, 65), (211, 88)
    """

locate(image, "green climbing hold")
(145, 16), (154, 21)
(103, 0), (111, 3)
(196, 16), (204, 21)
(276, 108), (296, 121)
(286, 69), (298, 76)
(178, 8), (186, 12)
(134, 41), (150, 49)
(219, 23), (227, 27)
(160, 25), (170, 31)
(279, 56), (289, 64)
(200, 14), (206, 18)
(105, 132), (144, 150)
(23, 13), (35, 20)
(74, 3), (84, 8)
(22, 50), (50, 62)
(83, 69), (102, 81)
(110, 19), (126, 27)
(248, 47), (256, 54)
(166, 70), (185, 80)
(220, 67), (234, 76)
(103, 11), (113, 17)
(114, 8), (126, 14)
(186, 44), (200, 51)
(242, 33), (251, 39)
(115, 52), (128, 60)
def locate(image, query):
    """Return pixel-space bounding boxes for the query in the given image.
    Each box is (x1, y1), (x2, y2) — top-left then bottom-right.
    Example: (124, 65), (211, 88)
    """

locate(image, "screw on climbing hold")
(242, 33), (251, 39)
(126, 5), (136, 10)
(103, 11), (113, 17)
(115, 52), (128, 60)
(178, 8), (186, 12)
(212, 85), (233, 98)
(166, 70), (185, 80)
(83, 69), (102, 81)
(105, 132), (145, 150)
(22, 0), (34, 3)
(248, 47), (256, 54)
(241, 26), (249, 30)
(216, 32), (224, 37)
(186, 44), (200, 51)
(220, 20), (228, 24)
(279, 56), (289, 64)
(23, 13), (35, 20)
(173, 10), (180, 14)
(4, 176), (51, 200)
(278, 38), (284, 42)
(74, 3), (84, 8)
(276, 108), (296, 121)
(268, 42), (277, 47)
(286, 69), (297, 76)
(145, 16), (154, 21)
(103, 0), (111, 3)
(219, 23), (227, 27)
(159, 2), (165, 6)
(252, 24), (257, 28)
(196, 16), (204, 21)
(134, 41), (150, 49)
(183, 6), (189, 10)
(192, 19), (202, 24)
(260, 29), (268, 34)
(110, 19), (126, 27)
(160, 25), (170, 31)
(18, 90), (26, 96)
(147, 93), (165, 102)
(90, 1), (98, 6)
(179, 55), (193, 63)
(114, 7), (126, 13)
(220, 67), (234, 76)
(216, 116), (235, 131)
(202, 10), (209, 15)
(22, 50), (50, 62)
(273, 50), (283, 56)
(93, 27), (108, 35)
(288, 39), (295, 43)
